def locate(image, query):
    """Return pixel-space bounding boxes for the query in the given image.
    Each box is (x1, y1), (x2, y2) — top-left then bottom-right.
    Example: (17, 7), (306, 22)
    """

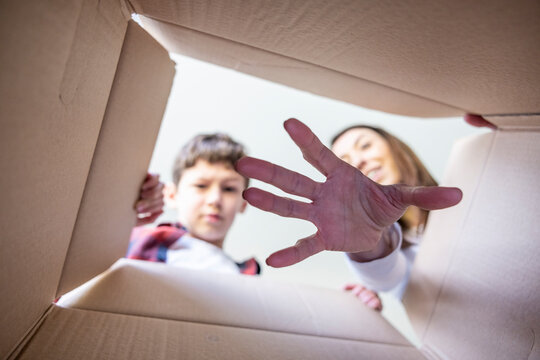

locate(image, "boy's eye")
(223, 186), (239, 193)
(194, 184), (208, 189)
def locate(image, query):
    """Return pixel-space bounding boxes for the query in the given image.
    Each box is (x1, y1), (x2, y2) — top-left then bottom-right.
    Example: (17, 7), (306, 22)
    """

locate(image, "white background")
(149, 54), (488, 290)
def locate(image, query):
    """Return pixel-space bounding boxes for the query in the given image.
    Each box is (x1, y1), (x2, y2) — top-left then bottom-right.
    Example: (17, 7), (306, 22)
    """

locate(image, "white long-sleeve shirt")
(346, 223), (421, 299)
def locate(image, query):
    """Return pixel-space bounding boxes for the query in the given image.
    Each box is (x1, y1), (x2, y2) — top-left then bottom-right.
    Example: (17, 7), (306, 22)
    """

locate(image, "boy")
(128, 133), (260, 275)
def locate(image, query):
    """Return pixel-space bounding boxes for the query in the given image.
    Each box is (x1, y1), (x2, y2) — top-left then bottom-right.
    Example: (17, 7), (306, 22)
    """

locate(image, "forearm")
(345, 223), (408, 292)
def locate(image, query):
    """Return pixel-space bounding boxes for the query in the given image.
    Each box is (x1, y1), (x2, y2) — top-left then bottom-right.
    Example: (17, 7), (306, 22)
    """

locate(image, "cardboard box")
(1, 0), (539, 359)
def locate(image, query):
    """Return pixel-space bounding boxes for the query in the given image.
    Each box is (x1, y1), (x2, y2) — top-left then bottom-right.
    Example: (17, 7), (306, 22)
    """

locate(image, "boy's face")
(169, 159), (247, 248)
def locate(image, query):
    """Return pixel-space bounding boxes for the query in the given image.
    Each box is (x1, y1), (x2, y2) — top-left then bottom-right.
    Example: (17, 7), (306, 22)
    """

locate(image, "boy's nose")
(206, 186), (223, 205)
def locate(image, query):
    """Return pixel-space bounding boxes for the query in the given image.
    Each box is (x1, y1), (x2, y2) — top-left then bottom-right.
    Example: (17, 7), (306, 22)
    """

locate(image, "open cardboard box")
(1, 0), (539, 359)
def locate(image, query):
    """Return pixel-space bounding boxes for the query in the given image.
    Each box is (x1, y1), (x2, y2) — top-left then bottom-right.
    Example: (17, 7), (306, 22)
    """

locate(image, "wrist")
(347, 229), (394, 263)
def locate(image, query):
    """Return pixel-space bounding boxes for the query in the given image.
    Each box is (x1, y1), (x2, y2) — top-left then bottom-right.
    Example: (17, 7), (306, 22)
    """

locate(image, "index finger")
(284, 118), (342, 176)
(236, 157), (320, 199)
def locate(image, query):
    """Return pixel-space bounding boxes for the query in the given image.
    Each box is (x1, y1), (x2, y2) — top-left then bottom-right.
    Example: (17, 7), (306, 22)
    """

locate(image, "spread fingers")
(243, 188), (312, 220)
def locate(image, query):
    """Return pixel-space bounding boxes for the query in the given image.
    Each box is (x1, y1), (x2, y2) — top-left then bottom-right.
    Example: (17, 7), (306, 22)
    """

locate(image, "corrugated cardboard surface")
(132, 0), (540, 116)
(0, 0), (127, 357)
(407, 131), (540, 359)
(485, 114), (540, 131)
(403, 132), (495, 340)
(139, 16), (461, 118)
(20, 306), (423, 360)
(59, 259), (410, 346)
(3, 0), (539, 359)
(56, 20), (175, 296)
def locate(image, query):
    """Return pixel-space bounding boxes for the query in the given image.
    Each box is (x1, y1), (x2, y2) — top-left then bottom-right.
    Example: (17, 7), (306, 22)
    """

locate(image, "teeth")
(367, 170), (376, 179)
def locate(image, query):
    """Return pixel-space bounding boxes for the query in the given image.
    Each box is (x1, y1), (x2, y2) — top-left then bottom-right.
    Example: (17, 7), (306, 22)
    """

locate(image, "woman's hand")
(236, 118), (462, 267)
(464, 114), (497, 130)
(344, 283), (383, 311)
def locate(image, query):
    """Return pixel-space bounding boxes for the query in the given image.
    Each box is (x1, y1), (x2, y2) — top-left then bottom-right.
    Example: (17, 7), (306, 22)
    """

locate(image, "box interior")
(132, 0), (540, 116)
(2, 0), (540, 359)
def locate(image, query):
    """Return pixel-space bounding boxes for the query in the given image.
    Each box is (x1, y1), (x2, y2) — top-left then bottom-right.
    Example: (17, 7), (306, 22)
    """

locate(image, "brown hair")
(172, 133), (249, 187)
(331, 125), (437, 230)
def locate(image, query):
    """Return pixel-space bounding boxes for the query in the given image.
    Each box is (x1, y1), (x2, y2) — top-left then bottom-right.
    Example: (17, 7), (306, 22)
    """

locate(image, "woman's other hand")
(344, 283), (383, 311)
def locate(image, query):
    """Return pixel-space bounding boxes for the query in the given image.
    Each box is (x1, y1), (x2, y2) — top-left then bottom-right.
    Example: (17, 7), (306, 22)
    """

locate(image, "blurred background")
(147, 53), (489, 342)
(150, 53), (487, 288)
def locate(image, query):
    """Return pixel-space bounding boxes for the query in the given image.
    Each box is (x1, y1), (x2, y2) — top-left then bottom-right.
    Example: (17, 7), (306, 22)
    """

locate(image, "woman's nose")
(351, 154), (367, 171)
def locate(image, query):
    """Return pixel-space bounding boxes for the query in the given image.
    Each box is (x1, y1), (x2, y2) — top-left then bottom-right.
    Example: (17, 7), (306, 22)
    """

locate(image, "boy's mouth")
(204, 214), (222, 223)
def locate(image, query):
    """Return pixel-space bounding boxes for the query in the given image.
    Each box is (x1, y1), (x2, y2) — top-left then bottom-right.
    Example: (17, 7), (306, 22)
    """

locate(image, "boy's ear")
(163, 182), (178, 209)
(239, 199), (248, 214)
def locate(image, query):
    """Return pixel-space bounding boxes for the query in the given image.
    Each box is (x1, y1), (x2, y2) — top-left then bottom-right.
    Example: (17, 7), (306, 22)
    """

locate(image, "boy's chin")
(191, 230), (226, 245)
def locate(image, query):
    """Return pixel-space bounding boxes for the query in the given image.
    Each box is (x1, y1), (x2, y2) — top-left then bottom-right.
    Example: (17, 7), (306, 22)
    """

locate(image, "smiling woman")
(331, 127), (402, 185)
(331, 125), (437, 226)
(329, 124), (440, 311)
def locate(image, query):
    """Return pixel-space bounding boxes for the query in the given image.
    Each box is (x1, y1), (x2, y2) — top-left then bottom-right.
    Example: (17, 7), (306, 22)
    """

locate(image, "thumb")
(398, 185), (463, 210)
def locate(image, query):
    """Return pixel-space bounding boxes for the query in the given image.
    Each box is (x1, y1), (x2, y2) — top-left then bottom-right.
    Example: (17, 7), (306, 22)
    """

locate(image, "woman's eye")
(361, 142), (371, 150)
(194, 184), (207, 189)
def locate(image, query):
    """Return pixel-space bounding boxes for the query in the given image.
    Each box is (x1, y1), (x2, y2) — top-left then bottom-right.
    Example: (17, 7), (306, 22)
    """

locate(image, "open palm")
(236, 118), (462, 267)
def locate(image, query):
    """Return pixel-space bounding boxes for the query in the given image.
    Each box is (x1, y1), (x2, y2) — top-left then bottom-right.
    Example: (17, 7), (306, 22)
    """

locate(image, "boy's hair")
(172, 133), (249, 187)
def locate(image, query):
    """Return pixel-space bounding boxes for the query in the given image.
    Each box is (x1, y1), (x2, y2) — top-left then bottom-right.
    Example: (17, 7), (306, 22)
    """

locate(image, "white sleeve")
(345, 222), (409, 293)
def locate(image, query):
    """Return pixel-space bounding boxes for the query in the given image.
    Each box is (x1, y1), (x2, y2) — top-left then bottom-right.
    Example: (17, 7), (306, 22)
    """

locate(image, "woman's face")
(331, 128), (401, 185)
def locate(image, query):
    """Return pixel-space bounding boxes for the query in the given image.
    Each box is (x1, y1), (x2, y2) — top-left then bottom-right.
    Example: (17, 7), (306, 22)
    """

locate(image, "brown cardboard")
(139, 16), (462, 118)
(2, 0), (540, 359)
(131, 0), (540, 117)
(58, 259), (410, 345)
(405, 130), (540, 359)
(403, 132), (495, 339)
(0, 0), (127, 357)
(485, 114), (540, 130)
(56, 20), (175, 297)
(19, 306), (423, 360)
(1, 1), (173, 357)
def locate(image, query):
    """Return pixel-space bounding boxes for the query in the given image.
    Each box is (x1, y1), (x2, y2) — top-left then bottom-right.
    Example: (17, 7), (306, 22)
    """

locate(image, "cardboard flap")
(405, 131), (540, 359)
(132, 0), (540, 117)
(485, 114), (540, 130)
(20, 306), (423, 359)
(58, 259), (410, 345)
(139, 16), (461, 118)
(56, 21), (175, 296)
(403, 132), (495, 339)
(0, 0), (127, 357)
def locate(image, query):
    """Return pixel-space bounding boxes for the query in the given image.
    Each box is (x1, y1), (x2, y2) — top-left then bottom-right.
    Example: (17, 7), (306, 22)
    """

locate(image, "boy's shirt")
(127, 223), (260, 276)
